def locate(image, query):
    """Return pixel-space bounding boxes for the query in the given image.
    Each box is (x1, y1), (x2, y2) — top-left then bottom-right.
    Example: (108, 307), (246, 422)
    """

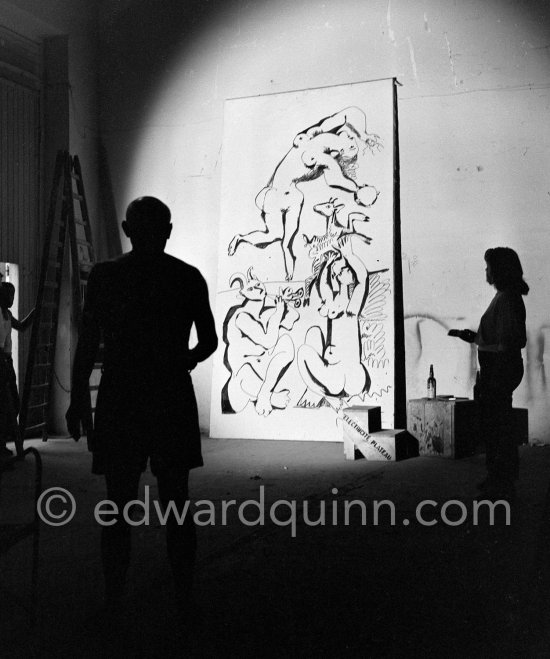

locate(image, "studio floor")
(1, 435), (550, 658)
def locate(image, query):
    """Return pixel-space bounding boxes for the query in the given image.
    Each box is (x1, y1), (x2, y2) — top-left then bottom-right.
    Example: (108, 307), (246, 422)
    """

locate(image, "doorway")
(0, 262), (20, 386)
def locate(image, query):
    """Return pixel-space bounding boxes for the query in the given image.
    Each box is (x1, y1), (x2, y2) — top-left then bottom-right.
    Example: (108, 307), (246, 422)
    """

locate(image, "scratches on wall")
(405, 314), (550, 440)
(444, 32), (459, 88)
(402, 252), (418, 274)
(424, 13), (431, 33)
(213, 62), (219, 99)
(405, 313), (456, 354)
(538, 325), (550, 389)
(406, 37), (418, 84)
(386, 0), (395, 44)
(236, 0), (243, 38)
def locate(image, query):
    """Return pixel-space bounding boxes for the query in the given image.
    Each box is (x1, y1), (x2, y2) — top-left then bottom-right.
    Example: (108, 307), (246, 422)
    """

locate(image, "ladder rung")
(29, 402), (48, 410)
(89, 385), (100, 391)
(20, 153), (95, 436)
(25, 422), (46, 431)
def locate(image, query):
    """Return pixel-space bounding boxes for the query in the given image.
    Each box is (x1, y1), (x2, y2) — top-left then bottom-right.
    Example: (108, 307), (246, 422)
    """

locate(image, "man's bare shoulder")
(91, 252), (206, 288)
(162, 254), (206, 282)
(90, 253), (131, 275)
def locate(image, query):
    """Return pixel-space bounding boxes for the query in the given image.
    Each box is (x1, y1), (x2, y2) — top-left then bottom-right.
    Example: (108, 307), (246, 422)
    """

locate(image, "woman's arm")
(10, 308), (35, 331)
(496, 293), (526, 351)
(448, 329), (477, 343)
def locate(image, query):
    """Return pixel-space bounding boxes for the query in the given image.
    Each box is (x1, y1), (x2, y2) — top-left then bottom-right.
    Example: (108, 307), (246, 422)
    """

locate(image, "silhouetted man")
(66, 196), (218, 617)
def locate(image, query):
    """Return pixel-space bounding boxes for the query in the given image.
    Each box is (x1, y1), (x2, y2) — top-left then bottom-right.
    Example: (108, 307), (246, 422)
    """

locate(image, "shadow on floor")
(2, 438), (550, 658)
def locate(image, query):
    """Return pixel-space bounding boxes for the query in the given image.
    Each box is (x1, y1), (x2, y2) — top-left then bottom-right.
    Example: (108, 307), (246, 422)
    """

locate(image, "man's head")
(122, 196), (172, 255)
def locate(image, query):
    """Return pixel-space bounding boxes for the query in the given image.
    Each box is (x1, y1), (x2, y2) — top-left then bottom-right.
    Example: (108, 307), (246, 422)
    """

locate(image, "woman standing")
(451, 247), (528, 499)
(0, 282), (34, 457)
(0, 284), (17, 457)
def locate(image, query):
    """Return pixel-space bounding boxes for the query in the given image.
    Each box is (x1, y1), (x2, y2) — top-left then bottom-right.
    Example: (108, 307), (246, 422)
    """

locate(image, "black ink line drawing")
(303, 198), (372, 308)
(228, 107), (381, 281)
(221, 268), (300, 416)
(296, 198), (389, 408)
(297, 254), (371, 407)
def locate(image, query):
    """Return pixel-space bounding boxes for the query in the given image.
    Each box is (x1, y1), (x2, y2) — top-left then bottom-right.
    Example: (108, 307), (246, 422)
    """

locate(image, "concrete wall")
(6, 0), (548, 441)
(1, 0), (99, 433)
(96, 0), (550, 442)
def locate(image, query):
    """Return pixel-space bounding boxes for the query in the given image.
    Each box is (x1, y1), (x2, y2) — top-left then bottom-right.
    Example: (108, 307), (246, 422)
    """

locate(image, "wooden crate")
(407, 398), (479, 458)
(408, 399), (529, 458)
(342, 406), (417, 461)
(512, 408), (529, 445)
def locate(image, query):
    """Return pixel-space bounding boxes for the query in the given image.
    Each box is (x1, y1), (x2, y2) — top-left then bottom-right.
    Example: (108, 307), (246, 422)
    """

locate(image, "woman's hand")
(448, 329), (477, 343)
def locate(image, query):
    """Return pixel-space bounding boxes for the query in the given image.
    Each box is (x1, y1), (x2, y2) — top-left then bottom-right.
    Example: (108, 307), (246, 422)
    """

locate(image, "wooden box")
(512, 408), (529, 445)
(342, 406), (417, 461)
(407, 398), (479, 458)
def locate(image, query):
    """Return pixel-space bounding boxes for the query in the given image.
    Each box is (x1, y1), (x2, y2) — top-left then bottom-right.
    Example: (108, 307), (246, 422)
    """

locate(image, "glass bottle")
(427, 364), (437, 399)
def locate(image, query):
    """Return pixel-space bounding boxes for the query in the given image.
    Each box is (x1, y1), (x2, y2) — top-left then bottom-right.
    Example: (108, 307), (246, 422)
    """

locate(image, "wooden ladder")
(19, 151), (98, 444)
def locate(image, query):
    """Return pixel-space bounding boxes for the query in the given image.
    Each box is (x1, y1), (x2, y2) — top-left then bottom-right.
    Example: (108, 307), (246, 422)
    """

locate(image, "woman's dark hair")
(485, 247), (529, 295)
(0, 282), (10, 318)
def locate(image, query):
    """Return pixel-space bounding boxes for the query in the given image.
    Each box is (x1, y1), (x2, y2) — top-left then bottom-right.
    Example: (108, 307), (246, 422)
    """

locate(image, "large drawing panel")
(210, 79), (397, 440)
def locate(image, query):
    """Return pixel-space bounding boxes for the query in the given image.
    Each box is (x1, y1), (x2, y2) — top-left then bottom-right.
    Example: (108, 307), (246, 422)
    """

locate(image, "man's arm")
(66, 266), (102, 439)
(188, 273), (218, 369)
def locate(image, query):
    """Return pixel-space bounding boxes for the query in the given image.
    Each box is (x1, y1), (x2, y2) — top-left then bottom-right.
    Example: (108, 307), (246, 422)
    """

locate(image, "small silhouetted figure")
(0, 281), (34, 457)
(66, 197), (218, 616)
(449, 247), (528, 500)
